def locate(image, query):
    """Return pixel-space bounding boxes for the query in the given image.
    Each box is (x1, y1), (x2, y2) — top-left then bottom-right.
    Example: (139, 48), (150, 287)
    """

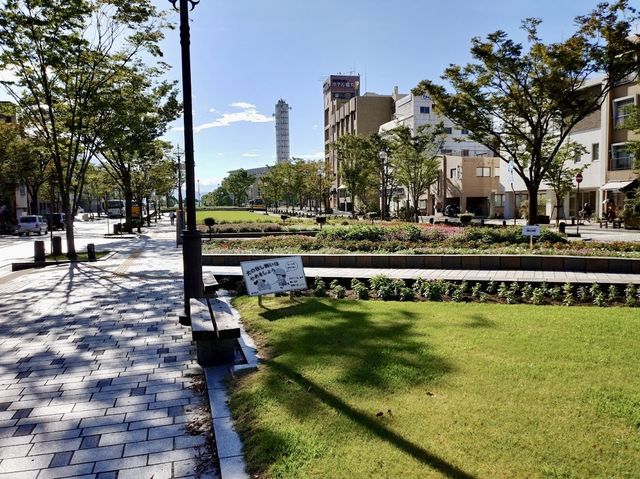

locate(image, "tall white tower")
(274, 99), (290, 164)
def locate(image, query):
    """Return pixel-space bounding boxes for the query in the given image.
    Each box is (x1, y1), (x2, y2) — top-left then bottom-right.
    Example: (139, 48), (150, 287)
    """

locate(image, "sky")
(91, 1), (640, 194)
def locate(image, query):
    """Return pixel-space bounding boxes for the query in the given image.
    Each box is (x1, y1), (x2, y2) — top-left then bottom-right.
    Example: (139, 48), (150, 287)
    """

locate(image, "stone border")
(203, 253), (640, 274)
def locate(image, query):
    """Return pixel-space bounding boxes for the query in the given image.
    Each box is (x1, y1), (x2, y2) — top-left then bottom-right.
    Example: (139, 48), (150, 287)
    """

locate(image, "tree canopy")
(413, 1), (639, 224)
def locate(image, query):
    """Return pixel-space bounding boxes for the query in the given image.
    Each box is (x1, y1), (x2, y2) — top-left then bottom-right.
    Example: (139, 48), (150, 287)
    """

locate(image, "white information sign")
(521, 225), (541, 237)
(240, 256), (307, 296)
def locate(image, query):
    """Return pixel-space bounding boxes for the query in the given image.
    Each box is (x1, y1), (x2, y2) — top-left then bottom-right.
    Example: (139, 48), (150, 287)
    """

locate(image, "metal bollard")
(559, 222), (566, 234)
(51, 236), (62, 256)
(502, 220), (507, 227)
(34, 240), (45, 264)
(87, 243), (96, 261)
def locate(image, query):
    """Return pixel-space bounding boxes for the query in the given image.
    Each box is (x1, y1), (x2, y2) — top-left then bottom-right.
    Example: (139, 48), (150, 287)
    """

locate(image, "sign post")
(240, 256), (307, 304)
(522, 225), (541, 250)
(575, 172), (583, 237)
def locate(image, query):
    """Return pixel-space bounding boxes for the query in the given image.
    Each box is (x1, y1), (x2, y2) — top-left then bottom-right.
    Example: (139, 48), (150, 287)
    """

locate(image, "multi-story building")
(274, 99), (290, 164)
(323, 74), (400, 211)
(499, 76), (639, 221)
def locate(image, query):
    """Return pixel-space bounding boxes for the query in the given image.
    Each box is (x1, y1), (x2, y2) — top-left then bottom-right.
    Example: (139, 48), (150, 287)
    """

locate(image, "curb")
(203, 296), (259, 479)
(11, 251), (118, 272)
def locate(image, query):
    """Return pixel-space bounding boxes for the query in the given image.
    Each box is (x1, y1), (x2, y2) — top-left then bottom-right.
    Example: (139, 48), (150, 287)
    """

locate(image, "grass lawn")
(230, 297), (640, 478)
(195, 210), (279, 224)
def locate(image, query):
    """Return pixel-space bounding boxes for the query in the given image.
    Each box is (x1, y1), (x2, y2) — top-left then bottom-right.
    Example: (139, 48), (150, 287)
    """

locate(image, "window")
(444, 127), (453, 134)
(494, 194), (504, 207)
(460, 129), (469, 135)
(476, 167), (491, 177)
(613, 96), (635, 127)
(610, 144), (632, 170)
(450, 168), (457, 179)
(419, 106), (430, 114)
(591, 143), (599, 162)
(461, 149), (469, 157)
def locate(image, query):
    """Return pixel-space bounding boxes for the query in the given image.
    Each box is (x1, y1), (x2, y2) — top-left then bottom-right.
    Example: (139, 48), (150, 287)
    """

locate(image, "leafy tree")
(98, 63), (179, 231)
(222, 169), (255, 206)
(370, 133), (397, 219)
(413, 2), (640, 224)
(625, 105), (640, 171)
(331, 134), (377, 216)
(390, 125), (446, 222)
(259, 164), (285, 208)
(543, 140), (586, 225)
(0, 0), (168, 257)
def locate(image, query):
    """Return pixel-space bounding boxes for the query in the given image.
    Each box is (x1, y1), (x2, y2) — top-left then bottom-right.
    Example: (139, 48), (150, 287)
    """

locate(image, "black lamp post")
(170, 0), (202, 320)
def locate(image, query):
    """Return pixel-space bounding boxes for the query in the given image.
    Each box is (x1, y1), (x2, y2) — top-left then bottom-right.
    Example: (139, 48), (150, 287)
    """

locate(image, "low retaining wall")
(202, 253), (640, 275)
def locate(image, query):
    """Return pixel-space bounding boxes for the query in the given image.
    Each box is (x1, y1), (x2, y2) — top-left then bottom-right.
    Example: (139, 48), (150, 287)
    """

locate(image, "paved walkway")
(206, 266), (640, 285)
(0, 227), (219, 478)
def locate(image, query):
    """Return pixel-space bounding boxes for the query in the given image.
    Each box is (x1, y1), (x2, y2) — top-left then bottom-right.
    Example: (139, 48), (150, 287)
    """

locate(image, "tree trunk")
(62, 195), (77, 259)
(527, 186), (539, 225)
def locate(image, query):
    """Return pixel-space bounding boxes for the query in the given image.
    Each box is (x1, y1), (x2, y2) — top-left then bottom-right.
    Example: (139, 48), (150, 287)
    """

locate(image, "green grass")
(229, 298), (640, 478)
(196, 210), (281, 224)
(45, 251), (109, 261)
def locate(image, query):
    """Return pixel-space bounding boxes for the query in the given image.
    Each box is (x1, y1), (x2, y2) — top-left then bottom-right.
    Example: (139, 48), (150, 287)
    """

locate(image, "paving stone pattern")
(0, 233), (219, 479)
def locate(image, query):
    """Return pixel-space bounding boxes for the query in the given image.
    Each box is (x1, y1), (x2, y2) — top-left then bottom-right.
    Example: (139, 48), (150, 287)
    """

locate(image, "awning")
(600, 180), (638, 191)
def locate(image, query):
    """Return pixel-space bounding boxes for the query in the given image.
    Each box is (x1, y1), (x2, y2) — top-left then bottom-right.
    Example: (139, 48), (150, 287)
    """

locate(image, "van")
(15, 215), (48, 236)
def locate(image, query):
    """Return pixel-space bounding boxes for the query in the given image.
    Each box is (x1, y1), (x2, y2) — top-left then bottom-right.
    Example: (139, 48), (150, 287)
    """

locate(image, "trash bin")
(559, 222), (566, 234)
(34, 240), (45, 263)
(51, 236), (62, 256)
(113, 224), (121, 235)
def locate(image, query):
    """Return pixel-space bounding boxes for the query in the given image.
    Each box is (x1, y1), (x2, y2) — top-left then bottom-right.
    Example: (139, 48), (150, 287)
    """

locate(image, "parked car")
(50, 213), (65, 231)
(15, 215), (48, 236)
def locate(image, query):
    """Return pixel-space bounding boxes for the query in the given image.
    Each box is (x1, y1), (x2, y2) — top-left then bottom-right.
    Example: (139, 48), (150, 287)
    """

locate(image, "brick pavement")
(0, 234), (218, 479)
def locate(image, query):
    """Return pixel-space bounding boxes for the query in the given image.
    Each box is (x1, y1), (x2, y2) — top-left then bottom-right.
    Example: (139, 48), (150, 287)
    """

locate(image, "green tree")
(543, 140), (586, 225)
(222, 169), (255, 206)
(370, 133), (397, 219)
(390, 125), (446, 222)
(331, 134), (377, 216)
(98, 64), (179, 231)
(0, 0), (168, 257)
(413, 2), (640, 224)
(259, 164), (285, 208)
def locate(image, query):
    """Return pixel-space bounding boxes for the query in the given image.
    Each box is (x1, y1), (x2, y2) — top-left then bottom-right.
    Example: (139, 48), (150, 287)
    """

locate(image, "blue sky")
(161, 1), (638, 192)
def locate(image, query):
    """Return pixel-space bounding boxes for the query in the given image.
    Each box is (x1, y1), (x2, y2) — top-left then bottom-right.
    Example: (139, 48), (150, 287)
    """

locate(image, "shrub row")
(307, 276), (640, 307)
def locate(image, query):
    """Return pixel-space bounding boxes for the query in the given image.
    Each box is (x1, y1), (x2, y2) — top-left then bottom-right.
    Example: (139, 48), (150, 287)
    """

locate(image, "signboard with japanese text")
(240, 256), (307, 296)
(522, 225), (541, 237)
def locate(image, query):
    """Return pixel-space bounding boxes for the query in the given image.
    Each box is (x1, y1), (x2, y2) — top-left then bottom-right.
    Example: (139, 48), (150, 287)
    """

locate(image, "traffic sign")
(575, 172), (583, 183)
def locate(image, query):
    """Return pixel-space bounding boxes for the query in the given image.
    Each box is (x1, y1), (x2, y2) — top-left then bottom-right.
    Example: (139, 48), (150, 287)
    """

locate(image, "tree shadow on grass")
(267, 361), (476, 479)
(463, 313), (495, 329)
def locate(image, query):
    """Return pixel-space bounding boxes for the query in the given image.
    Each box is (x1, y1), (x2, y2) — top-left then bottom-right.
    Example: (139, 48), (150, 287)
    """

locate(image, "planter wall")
(203, 253), (640, 274)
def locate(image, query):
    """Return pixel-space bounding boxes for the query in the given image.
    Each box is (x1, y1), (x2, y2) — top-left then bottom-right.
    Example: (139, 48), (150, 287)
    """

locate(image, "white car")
(15, 215), (48, 236)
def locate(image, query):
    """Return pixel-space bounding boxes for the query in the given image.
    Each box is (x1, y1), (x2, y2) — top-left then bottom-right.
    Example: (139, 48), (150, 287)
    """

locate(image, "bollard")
(429, 217), (434, 224)
(502, 220), (507, 227)
(559, 222), (566, 234)
(51, 236), (62, 256)
(571, 217), (575, 226)
(87, 243), (96, 261)
(480, 219), (485, 226)
(34, 240), (45, 264)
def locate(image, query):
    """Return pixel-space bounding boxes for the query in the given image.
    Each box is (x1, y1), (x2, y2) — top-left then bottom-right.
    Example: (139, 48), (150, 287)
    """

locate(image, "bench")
(190, 297), (241, 366)
(599, 218), (623, 229)
(202, 270), (220, 296)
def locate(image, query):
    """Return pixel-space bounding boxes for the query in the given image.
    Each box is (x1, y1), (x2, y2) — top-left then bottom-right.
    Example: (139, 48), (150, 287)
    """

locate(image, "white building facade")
(274, 99), (290, 164)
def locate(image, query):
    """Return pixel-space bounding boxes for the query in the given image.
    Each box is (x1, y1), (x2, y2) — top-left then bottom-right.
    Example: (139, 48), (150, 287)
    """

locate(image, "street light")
(170, 0), (203, 320)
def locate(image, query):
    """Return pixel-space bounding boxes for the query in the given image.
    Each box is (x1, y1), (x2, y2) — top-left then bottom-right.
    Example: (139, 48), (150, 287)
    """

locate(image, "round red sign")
(575, 173), (583, 183)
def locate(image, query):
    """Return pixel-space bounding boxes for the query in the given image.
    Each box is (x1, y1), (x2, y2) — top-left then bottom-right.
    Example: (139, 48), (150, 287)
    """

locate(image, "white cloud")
(187, 102), (274, 133)
(312, 124), (318, 130)
(296, 151), (325, 161)
(209, 108), (216, 113)
(198, 177), (224, 188)
(242, 151), (260, 158)
(231, 102), (256, 109)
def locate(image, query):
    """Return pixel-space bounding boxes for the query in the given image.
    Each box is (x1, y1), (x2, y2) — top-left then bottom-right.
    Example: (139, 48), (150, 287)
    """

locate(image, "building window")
(460, 129), (469, 134)
(419, 106), (430, 114)
(476, 167), (491, 177)
(461, 149), (469, 157)
(450, 168), (457, 179)
(494, 194), (504, 207)
(444, 127), (453, 134)
(591, 143), (599, 162)
(610, 144), (632, 170)
(613, 96), (635, 128)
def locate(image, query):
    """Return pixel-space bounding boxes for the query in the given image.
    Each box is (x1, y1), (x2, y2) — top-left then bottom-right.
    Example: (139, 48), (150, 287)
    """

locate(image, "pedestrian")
(581, 203), (592, 222)
(607, 204), (616, 222)
(170, 211), (175, 225)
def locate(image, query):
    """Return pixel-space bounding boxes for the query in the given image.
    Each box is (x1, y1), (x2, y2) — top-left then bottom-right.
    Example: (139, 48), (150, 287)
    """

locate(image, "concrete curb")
(204, 295), (260, 479)
(11, 250), (118, 272)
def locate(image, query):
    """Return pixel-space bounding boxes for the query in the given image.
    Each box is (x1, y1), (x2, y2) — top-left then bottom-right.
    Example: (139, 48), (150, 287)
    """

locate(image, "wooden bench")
(599, 218), (623, 229)
(190, 297), (241, 366)
(202, 270), (220, 296)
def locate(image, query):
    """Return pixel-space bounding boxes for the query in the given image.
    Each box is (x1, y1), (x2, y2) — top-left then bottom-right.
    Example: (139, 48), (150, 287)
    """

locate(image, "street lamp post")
(170, 0), (202, 320)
